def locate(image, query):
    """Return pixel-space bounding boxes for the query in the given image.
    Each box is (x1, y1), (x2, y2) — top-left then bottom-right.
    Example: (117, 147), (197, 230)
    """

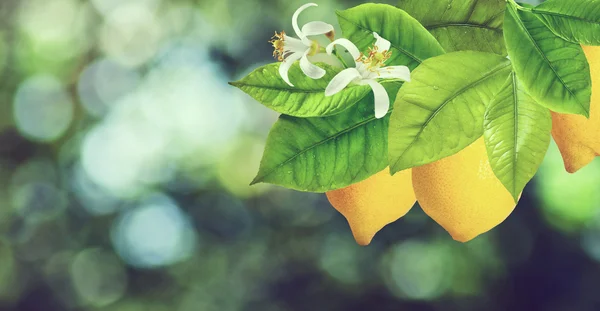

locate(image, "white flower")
(325, 32), (411, 119)
(269, 3), (335, 86)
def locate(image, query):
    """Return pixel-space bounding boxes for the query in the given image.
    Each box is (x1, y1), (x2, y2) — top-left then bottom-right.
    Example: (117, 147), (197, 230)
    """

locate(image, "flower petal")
(373, 32), (391, 52)
(292, 3), (317, 44)
(300, 52), (326, 79)
(284, 35), (308, 53)
(278, 52), (304, 86)
(301, 21), (334, 37)
(325, 38), (361, 63)
(376, 66), (411, 82)
(362, 79), (390, 118)
(325, 68), (362, 96)
(308, 53), (343, 68)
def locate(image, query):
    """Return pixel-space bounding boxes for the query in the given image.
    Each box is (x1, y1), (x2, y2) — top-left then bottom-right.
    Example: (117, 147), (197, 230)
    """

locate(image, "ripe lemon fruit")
(412, 138), (517, 242)
(551, 45), (600, 173)
(326, 167), (416, 246)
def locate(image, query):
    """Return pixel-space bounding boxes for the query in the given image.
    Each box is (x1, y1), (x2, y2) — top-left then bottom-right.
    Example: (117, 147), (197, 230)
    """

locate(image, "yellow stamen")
(269, 31), (286, 62)
(357, 45), (392, 72)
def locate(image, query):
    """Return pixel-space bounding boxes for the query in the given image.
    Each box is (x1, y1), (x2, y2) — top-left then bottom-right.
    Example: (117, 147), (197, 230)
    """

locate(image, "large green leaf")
(336, 3), (445, 70)
(388, 51), (511, 174)
(251, 82), (402, 192)
(230, 62), (371, 117)
(483, 72), (552, 202)
(504, 2), (591, 117)
(532, 0), (600, 45)
(397, 0), (506, 55)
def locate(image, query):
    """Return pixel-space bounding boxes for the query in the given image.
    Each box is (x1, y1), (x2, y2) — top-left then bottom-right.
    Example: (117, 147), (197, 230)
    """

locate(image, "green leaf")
(230, 62), (371, 117)
(251, 82), (402, 192)
(504, 2), (591, 117)
(388, 51), (511, 174)
(397, 0), (506, 55)
(532, 0), (600, 45)
(336, 3), (445, 70)
(483, 72), (552, 202)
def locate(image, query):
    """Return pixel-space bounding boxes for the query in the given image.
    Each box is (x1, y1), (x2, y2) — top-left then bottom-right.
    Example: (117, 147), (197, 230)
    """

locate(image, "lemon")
(326, 167), (416, 246)
(412, 138), (517, 242)
(551, 45), (600, 173)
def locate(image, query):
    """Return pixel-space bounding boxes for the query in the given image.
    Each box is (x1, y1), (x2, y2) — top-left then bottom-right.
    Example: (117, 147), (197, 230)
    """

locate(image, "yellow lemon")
(551, 45), (600, 173)
(326, 167), (416, 246)
(412, 138), (517, 242)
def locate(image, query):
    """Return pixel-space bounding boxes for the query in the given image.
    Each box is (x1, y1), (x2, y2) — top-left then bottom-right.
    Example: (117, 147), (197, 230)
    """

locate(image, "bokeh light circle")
(70, 248), (127, 307)
(536, 142), (600, 231)
(99, 3), (162, 67)
(0, 34), (7, 75)
(10, 158), (67, 223)
(11, 182), (67, 223)
(111, 193), (197, 268)
(13, 75), (74, 142)
(17, 0), (92, 61)
(381, 240), (452, 300)
(90, 0), (162, 16)
(77, 58), (140, 117)
(0, 242), (19, 302)
(80, 117), (169, 196)
(70, 162), (120, 216)
(319, 233), (363, 285)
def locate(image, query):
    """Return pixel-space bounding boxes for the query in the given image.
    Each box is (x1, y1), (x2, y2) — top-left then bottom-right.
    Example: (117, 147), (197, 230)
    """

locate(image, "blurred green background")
(1, 0), (600, 310)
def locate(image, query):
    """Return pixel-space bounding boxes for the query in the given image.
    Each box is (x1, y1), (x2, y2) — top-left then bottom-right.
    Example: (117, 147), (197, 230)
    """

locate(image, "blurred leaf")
(537, 142), (600, 232)
(388, 51), (510, 174)
(483, 72), (552, 201)
(504, 2), (591, 117)
(397, 0), (506, 55)
(251, 82), (402, 192)
(532, 0), (600, 45)
(336, 3), (445, 70)
(230, 62), (371, 117)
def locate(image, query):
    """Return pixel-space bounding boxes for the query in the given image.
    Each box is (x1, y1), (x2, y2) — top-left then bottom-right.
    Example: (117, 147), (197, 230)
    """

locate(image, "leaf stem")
(506, 0), (532, 12)
(332, 47), (350, 68)
(380, 78), (406, 84)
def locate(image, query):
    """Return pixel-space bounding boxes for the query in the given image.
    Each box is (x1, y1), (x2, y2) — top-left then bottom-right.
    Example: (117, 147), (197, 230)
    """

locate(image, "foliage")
(231, 0), (599, 201)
